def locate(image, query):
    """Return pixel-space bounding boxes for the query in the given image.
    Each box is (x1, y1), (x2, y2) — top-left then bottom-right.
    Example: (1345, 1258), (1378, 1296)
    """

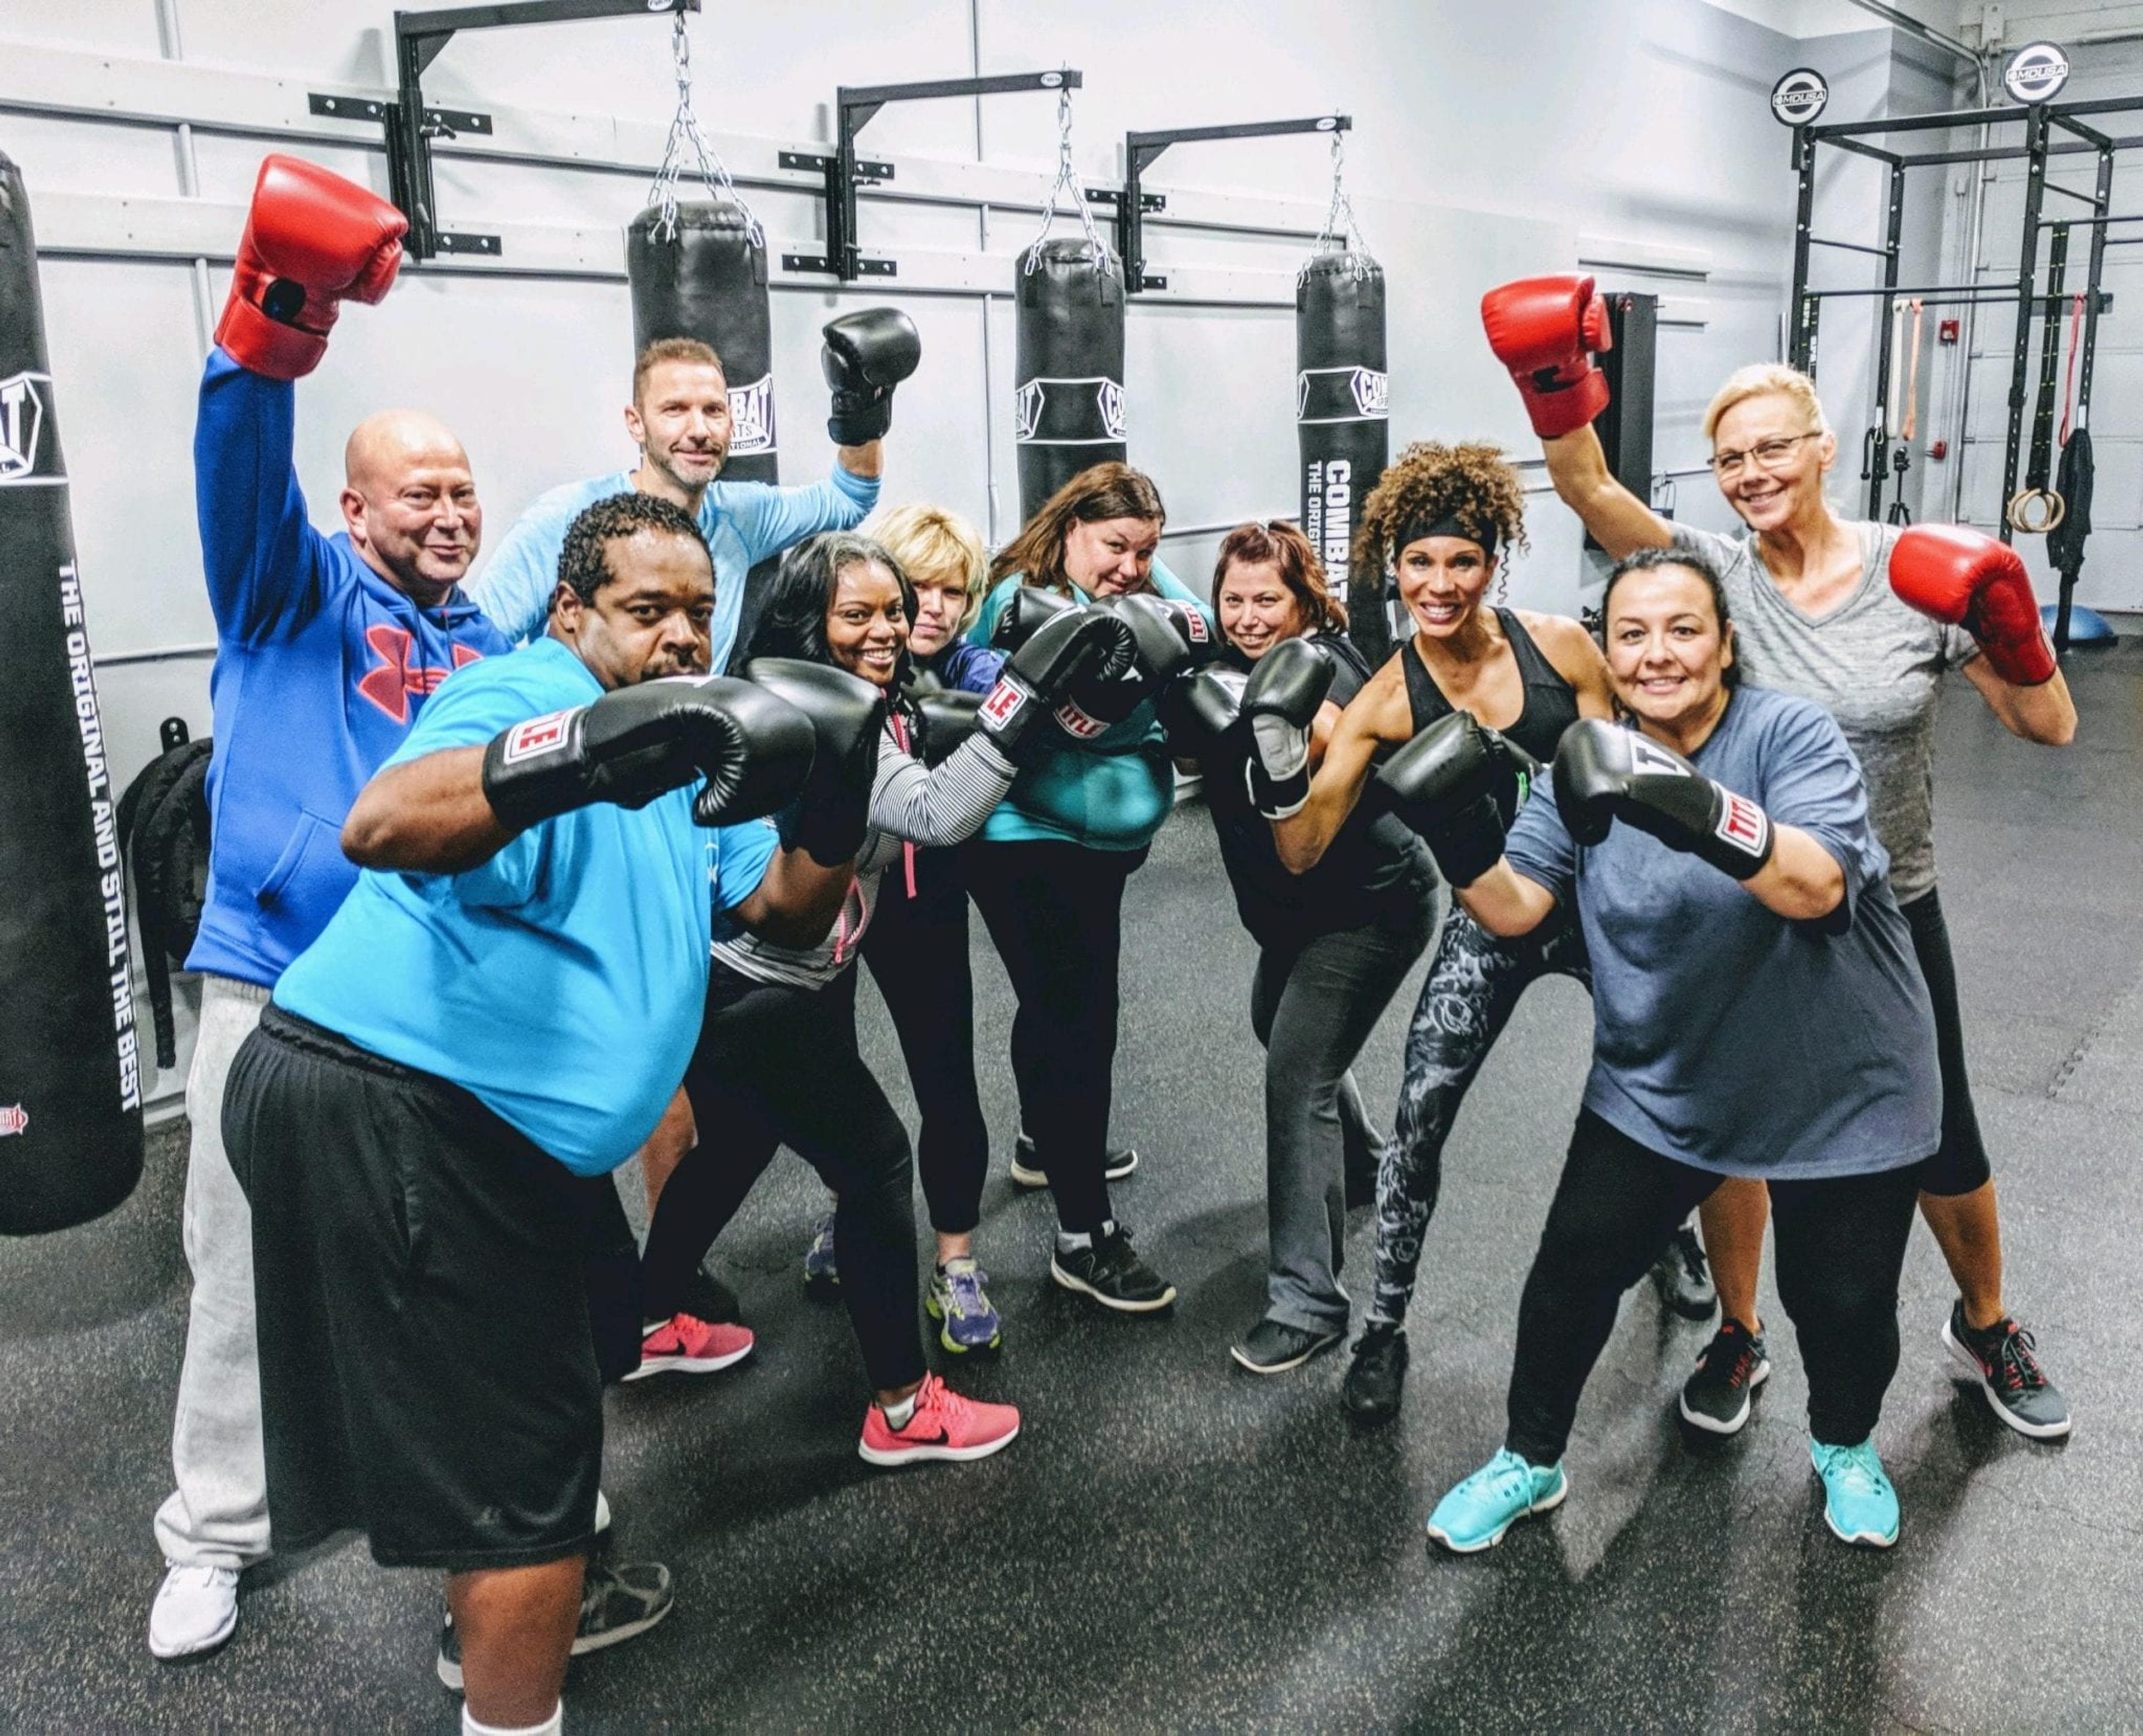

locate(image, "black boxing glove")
(822, 307), (922, 445)
(480, 675), (816, 832)
(1239, 637), (1335, 818)
(1372, 711), (1534, 888)
(976, 607), (1138, 756)
(915, 689), (985, 767)
(988, 585), (1077, 653)
(1095, 593), (1218, 689)
(741, 658), (887, 865)
(1552, 718), (1774, 879)
(1157, 665), (1246, 760)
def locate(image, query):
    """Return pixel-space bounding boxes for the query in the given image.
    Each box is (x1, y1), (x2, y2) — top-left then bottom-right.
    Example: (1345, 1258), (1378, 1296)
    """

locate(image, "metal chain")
(1304, 131), (1373, 280)
(1023, 81), (1111, 271)
(647, 11), (764, 249)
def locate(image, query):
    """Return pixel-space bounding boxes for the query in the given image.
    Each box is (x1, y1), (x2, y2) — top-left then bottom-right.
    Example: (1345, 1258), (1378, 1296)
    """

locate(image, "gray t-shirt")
(1671, 520), (1975, 901)
(1503, 687), (1939, 1180)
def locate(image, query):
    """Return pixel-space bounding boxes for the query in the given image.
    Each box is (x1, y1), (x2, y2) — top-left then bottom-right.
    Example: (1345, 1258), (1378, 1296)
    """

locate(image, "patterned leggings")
(1368, 902), (1591, 1326)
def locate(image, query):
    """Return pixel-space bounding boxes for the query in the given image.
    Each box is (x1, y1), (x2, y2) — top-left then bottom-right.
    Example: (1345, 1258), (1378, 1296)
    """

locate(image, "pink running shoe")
(622, 1314), (756, 1382)
(858, 1373), (1021, 1466)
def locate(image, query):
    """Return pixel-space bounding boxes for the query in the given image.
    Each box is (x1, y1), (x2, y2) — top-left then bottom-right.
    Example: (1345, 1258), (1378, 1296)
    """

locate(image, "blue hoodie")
(965, 557), (1210, 850)
(185, 350), (510, 989)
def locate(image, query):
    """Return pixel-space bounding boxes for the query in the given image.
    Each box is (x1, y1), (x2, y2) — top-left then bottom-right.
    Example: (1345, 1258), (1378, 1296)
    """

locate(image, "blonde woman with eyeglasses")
(1484, 275), (2078, 1445)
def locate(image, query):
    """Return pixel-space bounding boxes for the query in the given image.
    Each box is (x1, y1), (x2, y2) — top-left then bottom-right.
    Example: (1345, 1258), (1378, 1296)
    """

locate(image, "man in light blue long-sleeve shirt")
(470, 336), (883, 671)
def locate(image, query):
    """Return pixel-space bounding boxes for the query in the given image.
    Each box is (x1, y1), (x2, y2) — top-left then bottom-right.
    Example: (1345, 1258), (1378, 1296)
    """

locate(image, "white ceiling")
(1694, 0), (2143, 45)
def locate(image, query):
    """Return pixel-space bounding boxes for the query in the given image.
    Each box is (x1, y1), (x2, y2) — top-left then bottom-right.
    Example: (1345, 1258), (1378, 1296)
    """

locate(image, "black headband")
(1396, 513), (1497, 561)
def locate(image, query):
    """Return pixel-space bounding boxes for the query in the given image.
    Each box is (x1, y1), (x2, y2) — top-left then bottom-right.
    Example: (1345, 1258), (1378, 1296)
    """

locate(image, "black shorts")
(1900, 888), (1993, 1198)
(224, 1006), (603, 1571)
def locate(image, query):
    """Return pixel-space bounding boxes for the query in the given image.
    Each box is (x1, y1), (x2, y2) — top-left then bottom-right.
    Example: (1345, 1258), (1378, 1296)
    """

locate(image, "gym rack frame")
(1785, 93), (2143, 538)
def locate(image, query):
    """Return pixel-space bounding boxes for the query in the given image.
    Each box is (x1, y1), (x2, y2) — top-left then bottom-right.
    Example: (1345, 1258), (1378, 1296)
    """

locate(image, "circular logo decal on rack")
(2004, 42), (2072, 105)
(1770, 68), (1830, 127)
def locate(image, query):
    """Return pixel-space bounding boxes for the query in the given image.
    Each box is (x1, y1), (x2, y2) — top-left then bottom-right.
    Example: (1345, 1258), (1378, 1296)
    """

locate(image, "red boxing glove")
(1481, 275), (1613, 439)
(1890, 522), (2056, 687)
(214, 155), (407, 381)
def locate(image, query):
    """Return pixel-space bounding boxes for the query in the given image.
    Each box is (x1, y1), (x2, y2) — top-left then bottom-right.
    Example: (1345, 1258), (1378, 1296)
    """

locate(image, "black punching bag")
(0, 153), (143, 1234)
(626, 203), (778, 487)
(1297, 253), (1390, 666)
(1015, 239), (1126, 520)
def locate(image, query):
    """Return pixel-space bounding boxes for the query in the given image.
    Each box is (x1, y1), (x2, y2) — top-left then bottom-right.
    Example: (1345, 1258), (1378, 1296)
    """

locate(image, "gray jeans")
(1251, 906), (1433, 1333)
(153, 974), (272, 1570)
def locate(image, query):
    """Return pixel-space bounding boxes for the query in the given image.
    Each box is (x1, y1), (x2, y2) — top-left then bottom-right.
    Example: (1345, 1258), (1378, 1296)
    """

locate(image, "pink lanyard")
(888, 711), (919, 899)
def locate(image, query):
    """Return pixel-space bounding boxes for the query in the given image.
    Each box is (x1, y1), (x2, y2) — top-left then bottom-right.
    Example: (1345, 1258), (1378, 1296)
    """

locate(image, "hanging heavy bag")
(1015, 238), (1127, 521)
(0, 153), (145, 1234)
(1297, 252), (1390, 667)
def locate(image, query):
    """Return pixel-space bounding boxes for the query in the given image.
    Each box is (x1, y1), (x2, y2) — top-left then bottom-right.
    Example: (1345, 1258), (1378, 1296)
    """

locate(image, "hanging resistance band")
(1886, 300), (1923, 525)
(2059, 290), (2086, 448)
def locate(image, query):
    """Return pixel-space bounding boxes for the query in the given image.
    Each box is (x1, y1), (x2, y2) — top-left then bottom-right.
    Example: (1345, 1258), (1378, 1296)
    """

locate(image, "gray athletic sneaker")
(437, 1557), (672, 1691)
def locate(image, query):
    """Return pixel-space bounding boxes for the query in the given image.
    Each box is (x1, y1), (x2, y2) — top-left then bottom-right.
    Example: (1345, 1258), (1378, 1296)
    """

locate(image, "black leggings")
(1901, 888), (1991, 1198)
(860, 849), (990, 1237)
(640, 962), (925, 1393)
(965, 839), (1146, 1233)
(1506, 1110), (1923, 1463)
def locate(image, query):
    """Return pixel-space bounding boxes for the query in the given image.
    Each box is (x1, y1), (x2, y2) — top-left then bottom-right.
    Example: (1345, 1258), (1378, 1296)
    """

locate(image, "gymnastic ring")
(2006, 488), (2066, 535)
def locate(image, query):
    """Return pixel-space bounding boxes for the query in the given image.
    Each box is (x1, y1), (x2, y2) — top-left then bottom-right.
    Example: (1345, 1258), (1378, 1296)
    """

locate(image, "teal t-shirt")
(965, 556), (1211, 850)
(273, 637), (779, 1175)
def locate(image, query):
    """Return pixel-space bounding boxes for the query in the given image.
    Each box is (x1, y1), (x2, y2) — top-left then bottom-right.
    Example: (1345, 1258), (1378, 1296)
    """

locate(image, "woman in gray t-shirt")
(1511, 323), (2076, 1443)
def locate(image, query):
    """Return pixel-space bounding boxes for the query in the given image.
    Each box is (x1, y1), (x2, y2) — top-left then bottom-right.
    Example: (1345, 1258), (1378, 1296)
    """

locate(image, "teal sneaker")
(1425, 1449), (1568, 1553)
(1810, 1436), (1900, 1548)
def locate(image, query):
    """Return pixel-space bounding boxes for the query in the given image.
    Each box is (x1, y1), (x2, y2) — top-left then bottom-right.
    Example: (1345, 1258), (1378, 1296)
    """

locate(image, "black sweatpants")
(1505, 1110), (1924, 1463)
(965, 839), (1146, 1234)
(640, 961), (926, 1393)
(1900, 888), (1992, 1198)
(861, 847), (991, 1237)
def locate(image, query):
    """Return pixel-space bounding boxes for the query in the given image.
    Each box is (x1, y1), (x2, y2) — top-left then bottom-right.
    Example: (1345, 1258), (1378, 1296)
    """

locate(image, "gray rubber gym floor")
(6, 643), (2141, 1734)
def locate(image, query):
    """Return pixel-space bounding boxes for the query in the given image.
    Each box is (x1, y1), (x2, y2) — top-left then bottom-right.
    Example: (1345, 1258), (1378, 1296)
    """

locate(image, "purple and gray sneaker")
(927, 1256), (1003, 1353)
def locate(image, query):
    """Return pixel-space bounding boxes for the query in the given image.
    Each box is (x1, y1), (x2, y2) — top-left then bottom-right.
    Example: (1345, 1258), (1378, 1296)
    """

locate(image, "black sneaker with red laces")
(1942, 1300), (2072, 1439)
(1679, 1318), (1770, 1436)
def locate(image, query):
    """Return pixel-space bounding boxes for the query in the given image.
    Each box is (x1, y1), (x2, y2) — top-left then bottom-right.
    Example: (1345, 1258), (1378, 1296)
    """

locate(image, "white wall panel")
(2, 0), (1985, 1107)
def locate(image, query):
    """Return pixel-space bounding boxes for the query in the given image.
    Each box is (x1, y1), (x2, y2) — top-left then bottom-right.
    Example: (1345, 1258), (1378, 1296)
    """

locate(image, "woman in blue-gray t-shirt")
(1387, 546), (1939, 1556)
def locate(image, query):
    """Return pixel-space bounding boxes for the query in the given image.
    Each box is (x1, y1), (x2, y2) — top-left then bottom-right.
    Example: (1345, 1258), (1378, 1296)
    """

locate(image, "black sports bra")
(1401, 608), (1580, 767)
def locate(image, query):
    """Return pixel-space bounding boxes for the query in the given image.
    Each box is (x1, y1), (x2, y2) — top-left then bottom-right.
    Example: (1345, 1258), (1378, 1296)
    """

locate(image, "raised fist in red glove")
(214, 155), (407, 381)
(1890, 522), (2056, 687)
(1481, 275), (1613, 440)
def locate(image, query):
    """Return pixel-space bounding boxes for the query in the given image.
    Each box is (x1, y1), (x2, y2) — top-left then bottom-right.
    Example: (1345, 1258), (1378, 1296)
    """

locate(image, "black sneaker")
(1942, 1301), (2072, 1439)
(1011, 1129), (1138, 1189)
(1231, 1317), (1344, 1374)
(1678, 1319), (1770, 1436)
(1649, 1223), (1717, 1321)
(1049, 1225), (1175, 1312)
(1341, 1322), (1409, 1425)
(437, 1557), (672, 1690)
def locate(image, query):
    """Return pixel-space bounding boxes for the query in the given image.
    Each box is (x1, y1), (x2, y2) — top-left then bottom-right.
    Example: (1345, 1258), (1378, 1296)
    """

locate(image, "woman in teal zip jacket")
(965, 462), (1211, 1316)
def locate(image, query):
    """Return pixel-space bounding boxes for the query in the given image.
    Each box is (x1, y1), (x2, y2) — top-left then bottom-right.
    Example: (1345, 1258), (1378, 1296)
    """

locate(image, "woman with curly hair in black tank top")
(1274, 441), (1644, 1424)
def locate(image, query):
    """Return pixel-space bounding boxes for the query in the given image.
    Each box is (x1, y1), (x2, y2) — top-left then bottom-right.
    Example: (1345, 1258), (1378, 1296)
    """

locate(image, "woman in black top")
(1170, 523), (1434, 1374)
(1279, 443), (1619, 1421)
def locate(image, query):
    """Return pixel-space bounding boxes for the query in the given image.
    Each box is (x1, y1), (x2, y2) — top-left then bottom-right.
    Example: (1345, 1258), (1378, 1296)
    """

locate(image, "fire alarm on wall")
(1930, 439), (1949, 459)
(1939, 319), (1961, 343)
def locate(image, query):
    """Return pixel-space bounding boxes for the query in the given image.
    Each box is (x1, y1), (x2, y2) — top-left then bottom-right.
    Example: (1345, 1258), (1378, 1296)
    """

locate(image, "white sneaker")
(148, 1562), (239, 1661)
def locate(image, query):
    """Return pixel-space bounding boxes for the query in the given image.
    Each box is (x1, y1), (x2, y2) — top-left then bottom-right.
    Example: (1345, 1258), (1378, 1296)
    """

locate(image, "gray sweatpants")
(1251, 907), (1432, 1333)
(153, 974), (273, 1570)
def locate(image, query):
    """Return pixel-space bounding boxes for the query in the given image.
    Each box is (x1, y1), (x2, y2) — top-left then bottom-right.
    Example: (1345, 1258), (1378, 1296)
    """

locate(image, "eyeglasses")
(1709, 432), (1819, 479)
